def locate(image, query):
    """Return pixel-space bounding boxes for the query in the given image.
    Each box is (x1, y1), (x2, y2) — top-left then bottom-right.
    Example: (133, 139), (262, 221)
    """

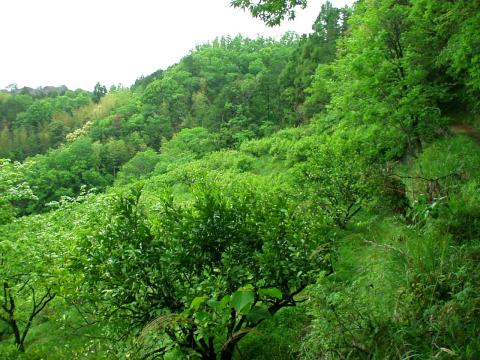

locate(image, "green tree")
(116, 149), (159, 184)
(92, 82), (107, 104)
(415, 0), (480, 111)
(0, 126), (12, 158)
(320, 0), (448, 154)
(0, 159), (36, 225)
(17, 100), (53, 128)
(280, 1), (351, 122)
(231, 0), (308, 26)
(76, 180), (331, 359)
(0, 191), (71, 353)
(0, 190), (100, 354)
(301, 137), (376, 228)
(100, 138), (133, 177)
(0, 232), (57, 352)
(22, 138), (109, 213)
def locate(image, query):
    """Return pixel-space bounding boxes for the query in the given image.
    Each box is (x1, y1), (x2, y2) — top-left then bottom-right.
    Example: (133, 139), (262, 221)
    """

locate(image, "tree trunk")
(220, 342), (236, 360)
(11, 319), (25, 352)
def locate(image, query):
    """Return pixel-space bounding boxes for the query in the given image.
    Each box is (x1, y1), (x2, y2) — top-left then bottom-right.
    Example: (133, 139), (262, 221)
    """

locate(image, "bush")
(410, 136), (480, 201)
(436, 180), (480, 242)
(235, 306), (309, 360)
(300, 139), (376, 228)
(116, 149), (159, 185)
(76, 180), (333, 359)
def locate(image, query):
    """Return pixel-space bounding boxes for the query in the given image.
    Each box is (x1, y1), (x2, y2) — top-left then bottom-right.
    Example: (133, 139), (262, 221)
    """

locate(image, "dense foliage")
(0, 88), (91, 160)
(1, 0), (479, 358)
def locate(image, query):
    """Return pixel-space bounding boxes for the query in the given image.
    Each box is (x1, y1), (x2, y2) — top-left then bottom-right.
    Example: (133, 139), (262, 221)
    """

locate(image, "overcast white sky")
(0, 0), (353, 91)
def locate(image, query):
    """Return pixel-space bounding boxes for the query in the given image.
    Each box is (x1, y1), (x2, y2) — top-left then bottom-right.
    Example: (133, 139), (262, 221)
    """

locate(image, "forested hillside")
(1, 0), (479, 359)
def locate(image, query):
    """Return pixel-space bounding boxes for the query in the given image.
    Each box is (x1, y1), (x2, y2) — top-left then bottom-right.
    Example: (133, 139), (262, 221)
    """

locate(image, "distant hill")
(2, 84), (69, 97)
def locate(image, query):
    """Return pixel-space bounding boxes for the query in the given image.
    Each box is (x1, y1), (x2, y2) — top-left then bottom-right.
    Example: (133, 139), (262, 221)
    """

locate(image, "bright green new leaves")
(191, 296), (209, 311)
(0, 196), (94, 352)
(0, 159), (36, 225)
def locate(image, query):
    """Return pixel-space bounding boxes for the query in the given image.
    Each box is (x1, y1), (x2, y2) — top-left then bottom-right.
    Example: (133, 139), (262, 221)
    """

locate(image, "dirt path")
(449, 124), (480, 144)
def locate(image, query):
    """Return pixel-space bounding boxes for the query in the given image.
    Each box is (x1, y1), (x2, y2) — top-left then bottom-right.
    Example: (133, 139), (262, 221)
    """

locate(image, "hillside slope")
(1, 0), (479, 359)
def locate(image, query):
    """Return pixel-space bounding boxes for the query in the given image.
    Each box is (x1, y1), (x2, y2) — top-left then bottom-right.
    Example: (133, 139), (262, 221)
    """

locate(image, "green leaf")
(231, 290), (255, 313)
(207, 299), (221, 309)
(191, 296), (208, 310)
(258, 287), (283, 300)
(195, 311), (210, 325)
(246, 306), (271, 324)
(219, 295), (230, 309)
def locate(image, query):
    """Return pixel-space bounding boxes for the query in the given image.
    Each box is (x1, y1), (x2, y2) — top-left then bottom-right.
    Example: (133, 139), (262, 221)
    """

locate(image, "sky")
(0, 0), (353, 91)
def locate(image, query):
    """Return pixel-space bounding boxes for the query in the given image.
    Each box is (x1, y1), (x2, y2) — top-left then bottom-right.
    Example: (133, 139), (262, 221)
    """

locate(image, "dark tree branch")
(20, 287), (56, 346)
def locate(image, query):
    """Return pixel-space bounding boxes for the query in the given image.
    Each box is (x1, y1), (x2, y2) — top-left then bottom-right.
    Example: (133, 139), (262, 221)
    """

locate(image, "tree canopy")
(231, 0), (308, 26)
